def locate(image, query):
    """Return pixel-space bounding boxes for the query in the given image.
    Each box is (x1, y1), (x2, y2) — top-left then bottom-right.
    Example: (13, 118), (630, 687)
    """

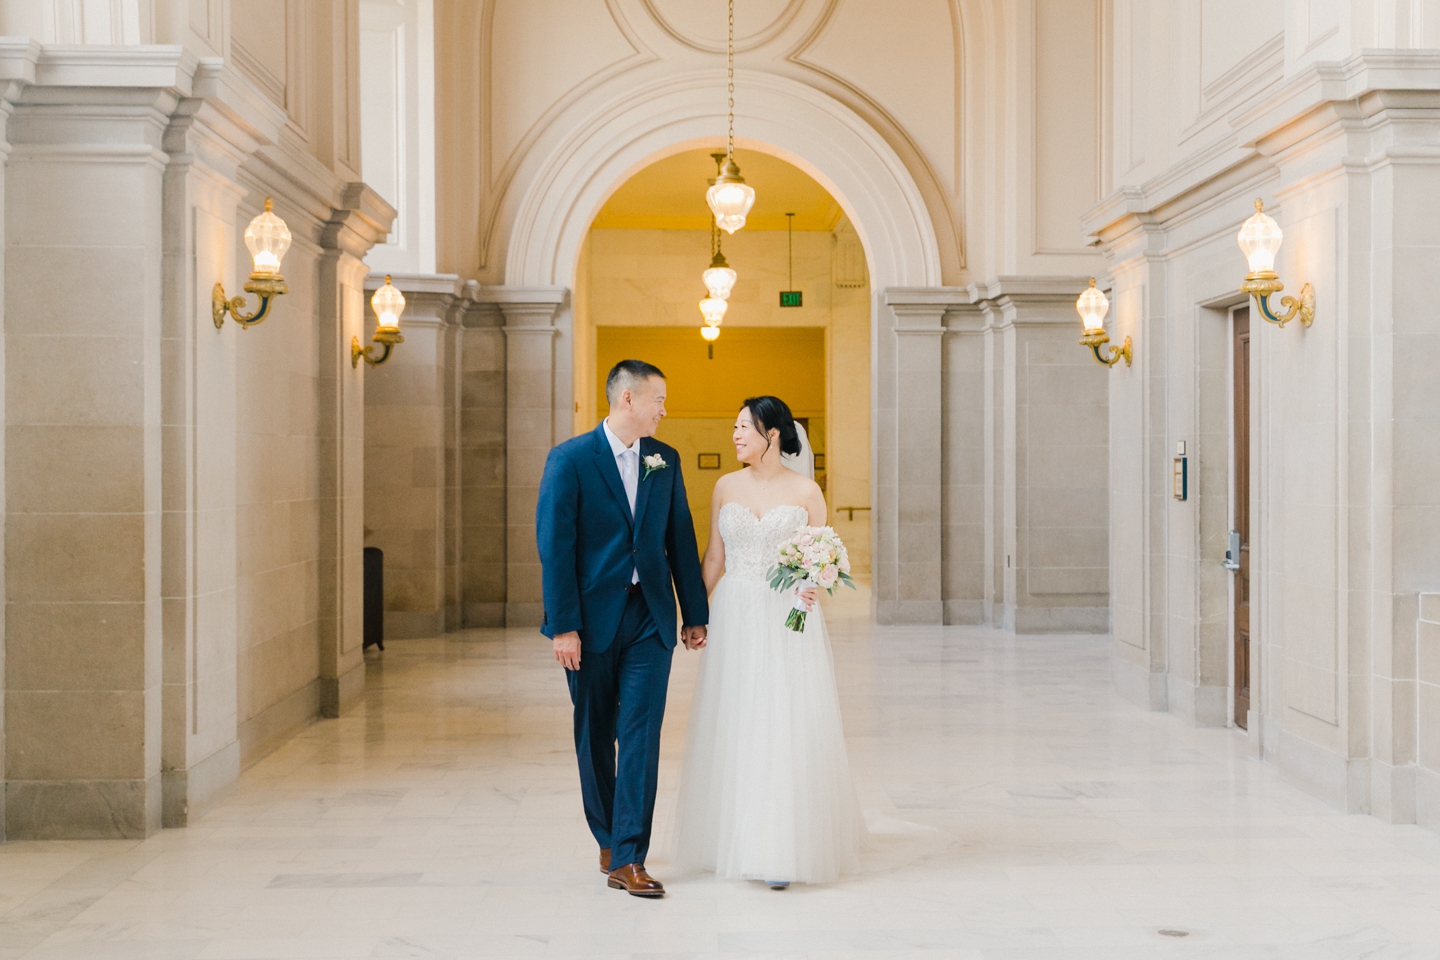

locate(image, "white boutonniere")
(642, 453), (667, 480)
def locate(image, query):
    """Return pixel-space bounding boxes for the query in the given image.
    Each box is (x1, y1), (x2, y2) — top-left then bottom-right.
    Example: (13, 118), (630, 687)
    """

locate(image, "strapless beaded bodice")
(718, 502), (809, 581)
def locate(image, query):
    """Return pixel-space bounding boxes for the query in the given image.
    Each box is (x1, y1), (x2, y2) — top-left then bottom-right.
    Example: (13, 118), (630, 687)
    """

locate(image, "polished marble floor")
(5, 590), (1440, 959)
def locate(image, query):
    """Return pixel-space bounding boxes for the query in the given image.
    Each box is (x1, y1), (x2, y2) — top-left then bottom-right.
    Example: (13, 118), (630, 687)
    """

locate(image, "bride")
(672, 395), (865, 887)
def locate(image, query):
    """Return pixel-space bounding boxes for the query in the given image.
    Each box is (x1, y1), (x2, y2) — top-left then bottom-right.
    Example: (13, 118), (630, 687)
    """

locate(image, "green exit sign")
(779, 290), (803, 307)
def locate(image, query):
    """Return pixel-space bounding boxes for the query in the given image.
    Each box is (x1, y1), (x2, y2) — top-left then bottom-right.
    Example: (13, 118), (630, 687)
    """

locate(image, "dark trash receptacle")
(363, 547), (384, 651)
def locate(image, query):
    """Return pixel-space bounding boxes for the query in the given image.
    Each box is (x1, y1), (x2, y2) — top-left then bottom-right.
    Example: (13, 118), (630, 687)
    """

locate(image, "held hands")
(556, 627), (708, 667)
(552, 631), (582, 670)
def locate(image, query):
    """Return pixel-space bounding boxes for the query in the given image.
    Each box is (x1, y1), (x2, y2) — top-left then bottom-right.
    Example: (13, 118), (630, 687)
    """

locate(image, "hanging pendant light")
(706, 0), (756, 234)
(698, 293), (728, 326)
(702, 221), (738, 300)
(702, 250), (737, 299)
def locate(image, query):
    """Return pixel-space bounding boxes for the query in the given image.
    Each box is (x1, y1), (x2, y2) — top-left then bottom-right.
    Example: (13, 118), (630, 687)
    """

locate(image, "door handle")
(1223, 529), (1241, 571)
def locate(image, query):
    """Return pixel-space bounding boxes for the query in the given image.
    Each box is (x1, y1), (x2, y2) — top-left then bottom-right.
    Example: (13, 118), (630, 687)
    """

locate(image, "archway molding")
(505, 68), (941, 290)
(497, 68), (947, 625)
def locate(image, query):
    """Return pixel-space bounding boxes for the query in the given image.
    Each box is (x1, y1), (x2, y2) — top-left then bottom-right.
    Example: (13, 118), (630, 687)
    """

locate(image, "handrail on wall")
(836, 505), (871, 522)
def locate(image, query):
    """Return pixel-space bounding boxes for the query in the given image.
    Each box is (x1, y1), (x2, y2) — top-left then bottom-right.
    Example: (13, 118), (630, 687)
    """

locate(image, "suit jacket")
(536, 423), (708, 651)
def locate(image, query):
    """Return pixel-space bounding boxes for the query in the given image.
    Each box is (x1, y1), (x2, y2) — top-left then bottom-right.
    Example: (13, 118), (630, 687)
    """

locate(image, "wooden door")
(1233, 307), (1251, 728)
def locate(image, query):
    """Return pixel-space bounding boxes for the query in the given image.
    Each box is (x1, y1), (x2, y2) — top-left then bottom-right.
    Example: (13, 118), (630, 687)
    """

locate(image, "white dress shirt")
(602, 418), (640, 583)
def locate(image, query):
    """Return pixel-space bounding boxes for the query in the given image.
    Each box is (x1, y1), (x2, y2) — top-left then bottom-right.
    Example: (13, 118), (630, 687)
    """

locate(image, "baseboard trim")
(239, 679), (320, 770)
(1013, 604), (1109, 634)
(873, 599), (943, 624)
(5, 774), (162, 839)
(1419, 766), (1440, 832)
(321, 659), (366, 718)
(944, 599), (985, 625)
(505, 602), (544, 627)
(1112, 653), (1167, 711)
(162, 740), (240, 828)
(464, 602), (505, 627)
(384, 610), (445, 640)
(1166, 675), (1229, 727)
(1275, 728), (1369, 814)
(1370, 760), (1418, 824)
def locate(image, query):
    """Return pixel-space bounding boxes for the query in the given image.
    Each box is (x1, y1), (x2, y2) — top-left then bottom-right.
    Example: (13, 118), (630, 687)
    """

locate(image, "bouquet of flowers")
(767, 525), (856, 632)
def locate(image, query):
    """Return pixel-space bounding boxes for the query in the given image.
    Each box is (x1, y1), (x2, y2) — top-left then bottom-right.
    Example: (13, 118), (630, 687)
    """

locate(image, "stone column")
(158, 70), (285, 827)
(877, 290), (946, 624)
(483, 287), (566, 627)
(317, 185), (393, 716)
(3, 79), (173, 838)
(361, 273), (463, 639)
(942, 302), (987, 624)
(986, 282), (1110, 634)
(459, 295), (506, 627)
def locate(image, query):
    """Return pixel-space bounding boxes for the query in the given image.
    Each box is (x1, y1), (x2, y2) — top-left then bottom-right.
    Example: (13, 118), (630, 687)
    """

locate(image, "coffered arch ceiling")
(436, 0), (989, 284)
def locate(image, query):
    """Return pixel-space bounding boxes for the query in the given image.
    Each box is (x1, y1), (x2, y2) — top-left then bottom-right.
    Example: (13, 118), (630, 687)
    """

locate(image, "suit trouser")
(566, 590), (672, 869)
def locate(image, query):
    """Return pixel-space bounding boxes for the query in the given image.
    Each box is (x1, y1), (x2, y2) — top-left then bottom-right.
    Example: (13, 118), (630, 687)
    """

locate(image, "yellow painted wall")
(595, 326), (826, 419)
(576, 200), (870, 575)
(595, 326), (828, 555)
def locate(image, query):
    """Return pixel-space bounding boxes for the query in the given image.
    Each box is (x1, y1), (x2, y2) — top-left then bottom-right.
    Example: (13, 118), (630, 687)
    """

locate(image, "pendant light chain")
(705, 0), (755, 234)
(726, 0), (735, 158)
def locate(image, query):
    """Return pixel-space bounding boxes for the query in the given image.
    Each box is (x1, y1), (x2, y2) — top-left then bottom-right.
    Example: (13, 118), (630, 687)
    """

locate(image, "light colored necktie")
(620, 449), (638, 516)
(621, 449), (639, 583)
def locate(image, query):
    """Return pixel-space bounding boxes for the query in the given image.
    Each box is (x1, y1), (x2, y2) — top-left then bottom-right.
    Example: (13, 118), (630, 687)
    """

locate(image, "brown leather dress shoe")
(607, 862), (665, 898)
(599, 848), (611, 874)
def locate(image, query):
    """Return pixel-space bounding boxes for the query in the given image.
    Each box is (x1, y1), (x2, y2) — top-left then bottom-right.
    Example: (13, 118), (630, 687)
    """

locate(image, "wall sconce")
(352, 275), (406, 367)
(1077, 278), (1131, 367)
(213, 198), (291, 329)
(1238, 199), (1314, 328)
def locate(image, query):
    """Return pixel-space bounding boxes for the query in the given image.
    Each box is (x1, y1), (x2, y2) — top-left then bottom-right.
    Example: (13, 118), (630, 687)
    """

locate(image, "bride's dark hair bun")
(743, 395), (801, 456)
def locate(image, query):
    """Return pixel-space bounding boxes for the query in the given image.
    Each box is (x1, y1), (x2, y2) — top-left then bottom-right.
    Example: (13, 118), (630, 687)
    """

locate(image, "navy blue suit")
(536, 423), (708, 869)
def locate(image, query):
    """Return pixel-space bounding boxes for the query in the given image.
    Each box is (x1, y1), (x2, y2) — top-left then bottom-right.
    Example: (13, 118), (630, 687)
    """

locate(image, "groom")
(536, 359), (708, 898)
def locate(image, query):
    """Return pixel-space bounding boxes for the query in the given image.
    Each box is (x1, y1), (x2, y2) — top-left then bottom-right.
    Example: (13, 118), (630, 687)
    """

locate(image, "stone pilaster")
(158, 65), (286, 827)
(361, 273), (464, 639)
(3, 69), (175, 839)
(318, 185), (393, 716)
(942, 303), (987, 624)
(484, 287), (566, 628)
(458, 295), (506, 627)
(982, 280), (1111, 634)
(876, 290), (946, 624)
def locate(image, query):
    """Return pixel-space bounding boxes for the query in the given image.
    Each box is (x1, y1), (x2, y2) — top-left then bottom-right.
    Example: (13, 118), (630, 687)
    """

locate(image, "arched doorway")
(499, 70), (944, 624)
(573, 147), (872, 577)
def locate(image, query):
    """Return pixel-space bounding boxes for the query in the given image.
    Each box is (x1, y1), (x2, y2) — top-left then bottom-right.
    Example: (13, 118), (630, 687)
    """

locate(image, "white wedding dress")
(671, 502), (865, 883)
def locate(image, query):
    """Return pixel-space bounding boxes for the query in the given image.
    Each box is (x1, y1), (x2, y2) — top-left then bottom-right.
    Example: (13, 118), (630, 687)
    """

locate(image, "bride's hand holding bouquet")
(767, 526), (856, 632)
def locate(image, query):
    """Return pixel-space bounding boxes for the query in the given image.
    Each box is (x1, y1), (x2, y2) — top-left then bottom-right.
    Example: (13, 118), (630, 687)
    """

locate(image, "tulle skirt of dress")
(670, 574), (865, 883)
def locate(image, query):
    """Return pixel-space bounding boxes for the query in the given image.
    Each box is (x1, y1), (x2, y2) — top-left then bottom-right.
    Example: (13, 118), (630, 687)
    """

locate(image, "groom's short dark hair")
(605, 359), (665, 406)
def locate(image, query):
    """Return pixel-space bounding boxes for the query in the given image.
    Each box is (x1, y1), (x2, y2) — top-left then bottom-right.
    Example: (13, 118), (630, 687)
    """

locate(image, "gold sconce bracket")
(1242, 273), (1314, 328)
(213, 274), (289, 329)
(1080, 330), (1132, 368)
(352, 325), (404, 368)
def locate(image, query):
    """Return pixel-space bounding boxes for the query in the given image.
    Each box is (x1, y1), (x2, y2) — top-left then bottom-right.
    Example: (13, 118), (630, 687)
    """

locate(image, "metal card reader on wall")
(1172, 441), (1187, 501)
(1223, 530), (1241, 571)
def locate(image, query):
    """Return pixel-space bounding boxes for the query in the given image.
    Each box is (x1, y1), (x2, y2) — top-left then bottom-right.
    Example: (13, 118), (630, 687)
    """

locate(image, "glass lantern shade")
(699, 295), (728, 326)
(706, 157), (756, 234)
(700, 324), (721, 342)
(1237, 199), (1283, 274)
(1076, 279), (1109, 334)
(702, 262), (737, 300)
(371, 275), (406, 329)
(244, 198), (292, 277)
